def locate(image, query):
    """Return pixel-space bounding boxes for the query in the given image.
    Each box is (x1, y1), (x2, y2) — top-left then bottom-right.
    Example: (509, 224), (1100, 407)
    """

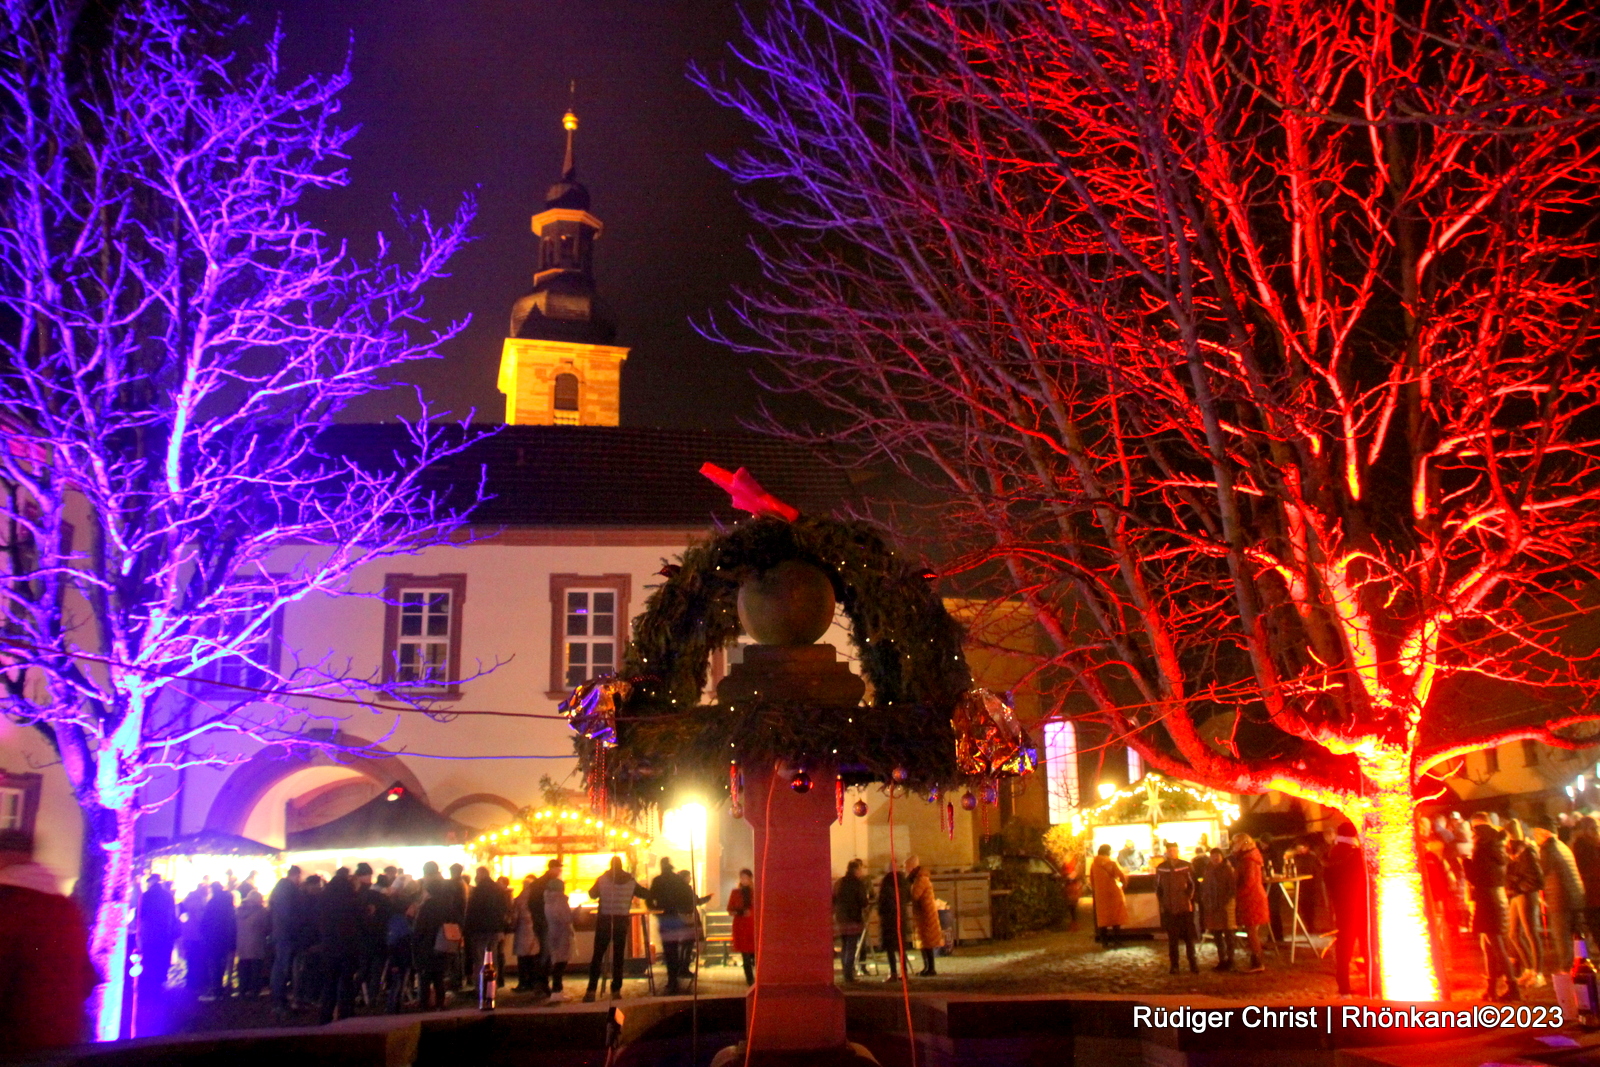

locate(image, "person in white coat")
(543, 874), (575, 1003)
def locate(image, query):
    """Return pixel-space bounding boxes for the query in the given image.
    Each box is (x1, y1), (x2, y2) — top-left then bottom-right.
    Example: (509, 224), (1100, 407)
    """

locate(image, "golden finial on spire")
(560, 80), (578, 179)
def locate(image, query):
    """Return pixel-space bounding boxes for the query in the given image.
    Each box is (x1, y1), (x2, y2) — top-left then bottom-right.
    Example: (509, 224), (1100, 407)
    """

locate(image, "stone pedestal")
(713, 645), (877, 1067)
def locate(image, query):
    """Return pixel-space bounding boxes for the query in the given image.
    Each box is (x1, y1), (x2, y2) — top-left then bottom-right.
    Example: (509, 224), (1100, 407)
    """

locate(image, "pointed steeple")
(497, 104), (628, 426)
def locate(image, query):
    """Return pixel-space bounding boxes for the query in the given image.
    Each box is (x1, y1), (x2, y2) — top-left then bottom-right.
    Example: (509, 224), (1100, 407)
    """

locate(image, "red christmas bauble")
(960, 792), (977, 811)
(791, 770), (813, 794)
(853, 799), (869, 818)
(891, 766), (910, 783)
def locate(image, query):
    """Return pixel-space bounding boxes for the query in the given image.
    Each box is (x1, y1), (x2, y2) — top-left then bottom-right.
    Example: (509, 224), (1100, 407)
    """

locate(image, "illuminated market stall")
(470, 806), (662, 972)
(1076, 773), (1241, 931)
(142, 830), (283, 900)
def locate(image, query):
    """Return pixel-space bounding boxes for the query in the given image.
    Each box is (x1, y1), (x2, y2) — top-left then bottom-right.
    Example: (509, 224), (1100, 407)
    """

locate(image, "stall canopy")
(285, 782), (473, 850)
(144, 830), (280, 859)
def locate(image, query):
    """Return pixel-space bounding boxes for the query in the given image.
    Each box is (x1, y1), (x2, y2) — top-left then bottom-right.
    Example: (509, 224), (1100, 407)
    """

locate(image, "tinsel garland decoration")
(835, 777), (845, 824)
(560, 675), (638, 746)
(953, 689), (1038, 778)
(573, 514), (978, 808)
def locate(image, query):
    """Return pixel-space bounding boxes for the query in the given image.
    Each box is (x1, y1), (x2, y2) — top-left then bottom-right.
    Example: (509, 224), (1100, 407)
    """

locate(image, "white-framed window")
(1043, 721), (1079, 824)
(382, 573), (466, 694)
(398, 590), (454, 684)
(564, 589), (616, 687)
(0, 787), (23, 830)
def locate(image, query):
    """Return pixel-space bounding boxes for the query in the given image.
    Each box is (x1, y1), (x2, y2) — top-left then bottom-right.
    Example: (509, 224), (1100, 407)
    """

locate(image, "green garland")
(577, 515), (973, 809)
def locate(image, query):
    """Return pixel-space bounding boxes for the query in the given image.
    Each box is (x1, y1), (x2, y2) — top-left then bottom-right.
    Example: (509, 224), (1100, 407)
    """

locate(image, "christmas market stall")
(141, 829), (283, 901)
(1075, 772), (1242, 932)
(282, 781), (475, 879)
(469, 806), (658, 974)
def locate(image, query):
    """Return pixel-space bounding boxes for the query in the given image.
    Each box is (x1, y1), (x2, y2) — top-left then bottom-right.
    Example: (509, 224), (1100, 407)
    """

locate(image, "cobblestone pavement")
(178, 924), (1549, 1034)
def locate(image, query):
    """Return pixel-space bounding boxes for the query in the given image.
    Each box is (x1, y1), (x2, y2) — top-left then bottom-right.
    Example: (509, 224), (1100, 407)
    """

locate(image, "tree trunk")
(80, 803), (137, 1041)
(1360, 781), (1443, 1001)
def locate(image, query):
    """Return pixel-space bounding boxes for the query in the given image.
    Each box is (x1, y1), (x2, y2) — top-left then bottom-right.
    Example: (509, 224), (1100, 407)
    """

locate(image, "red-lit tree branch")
(701, 0), (1600, 997)
(0, 1), (487, 1034)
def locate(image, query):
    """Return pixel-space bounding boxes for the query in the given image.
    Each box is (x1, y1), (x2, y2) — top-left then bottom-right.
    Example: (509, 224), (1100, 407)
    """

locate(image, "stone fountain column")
(709, 562), (879, 1067)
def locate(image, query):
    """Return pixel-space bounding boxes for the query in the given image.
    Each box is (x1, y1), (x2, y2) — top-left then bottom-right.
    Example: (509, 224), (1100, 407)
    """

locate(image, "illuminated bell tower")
(497, 108), (629, 426)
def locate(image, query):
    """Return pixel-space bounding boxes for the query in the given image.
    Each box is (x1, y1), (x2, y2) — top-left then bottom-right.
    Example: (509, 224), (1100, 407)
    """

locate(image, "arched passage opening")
(204, 734), (425, 848)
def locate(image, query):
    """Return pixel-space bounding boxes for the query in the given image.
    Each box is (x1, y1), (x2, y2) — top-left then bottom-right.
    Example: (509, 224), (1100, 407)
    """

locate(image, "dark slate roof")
(320, 424), (856, 528)
(142, 830), (280, 858)
(286, 782), (473, 850)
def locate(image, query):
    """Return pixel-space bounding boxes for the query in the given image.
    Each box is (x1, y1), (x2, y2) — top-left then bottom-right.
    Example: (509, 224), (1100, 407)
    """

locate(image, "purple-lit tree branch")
(0, 1), (485, 1034)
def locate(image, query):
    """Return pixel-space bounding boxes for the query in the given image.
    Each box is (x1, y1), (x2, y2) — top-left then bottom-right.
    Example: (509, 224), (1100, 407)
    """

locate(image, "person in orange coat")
(1090, 844), (1129, 946)
(1230, 833), (1270, 973)
(725, 868), (757, 985)
(0, 830), (96, 1053)
(907, 857), (944, 976)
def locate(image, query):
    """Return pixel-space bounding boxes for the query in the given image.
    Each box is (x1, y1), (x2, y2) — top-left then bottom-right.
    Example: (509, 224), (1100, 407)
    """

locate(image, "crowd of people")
(1419, 810), (1600, 1002)
(828, 854), (947, 983)
(1079, 810), (1600, 1000)
(1089, 824), (1374, 992)
(130, 853), (733, 1020)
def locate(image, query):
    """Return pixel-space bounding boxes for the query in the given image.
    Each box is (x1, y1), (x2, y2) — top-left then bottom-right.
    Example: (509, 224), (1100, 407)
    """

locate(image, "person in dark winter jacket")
(317, 867), (365, 1023)
(267, 865), (303, 1014)
(1323, 821), (1368, 996)
(1505, 837), (1546, 984)
(833, 860), (870, 982)
(1198, 847), (1236, 971)
(1571, 817), (1600, 949)
(412, 866), (462, 1011)
(464, 866), (509, 987)
(521, 859), (559, 995)
(647, 858), (703, 995)
(1464, 823), (1519, 1000)
(138, 875), (178, 1005)
(1534, 820), (1586, 972)
(201, 882), (237, 998)
(1154, 842), (1198, 974)
(877, 865), (912, 981)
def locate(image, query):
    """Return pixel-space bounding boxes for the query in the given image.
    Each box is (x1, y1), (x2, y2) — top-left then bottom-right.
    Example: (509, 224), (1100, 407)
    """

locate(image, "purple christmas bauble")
(891, 766), (910, 783)
(960, 792), (977, 811)
(853, 799), (869, 818)
(982, 783), (999, 805)
(791, 770), (813, 794)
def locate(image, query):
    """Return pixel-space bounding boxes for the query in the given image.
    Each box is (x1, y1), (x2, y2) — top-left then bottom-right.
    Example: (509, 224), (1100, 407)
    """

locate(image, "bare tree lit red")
(701, 0), (1600, 997)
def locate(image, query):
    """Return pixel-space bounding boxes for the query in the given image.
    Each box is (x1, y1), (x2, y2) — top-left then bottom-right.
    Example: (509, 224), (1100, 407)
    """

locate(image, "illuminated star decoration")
(952, 688), (1038, 778)
(699, 462), (800, 522)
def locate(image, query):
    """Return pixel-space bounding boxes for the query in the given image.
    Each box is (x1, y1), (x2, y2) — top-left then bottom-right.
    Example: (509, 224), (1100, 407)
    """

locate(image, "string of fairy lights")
(468, 807), (652, 853)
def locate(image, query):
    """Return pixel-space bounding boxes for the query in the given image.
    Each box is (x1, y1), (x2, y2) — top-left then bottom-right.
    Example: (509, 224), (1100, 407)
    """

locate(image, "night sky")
(247, 0), (769, 429)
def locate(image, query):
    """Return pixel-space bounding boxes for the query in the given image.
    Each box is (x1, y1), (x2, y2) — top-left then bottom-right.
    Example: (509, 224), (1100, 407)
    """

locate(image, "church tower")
(497, 109), (629, 425)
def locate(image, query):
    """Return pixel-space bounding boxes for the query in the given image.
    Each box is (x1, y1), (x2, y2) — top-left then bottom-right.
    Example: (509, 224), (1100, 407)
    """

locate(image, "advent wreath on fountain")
(562, 462), (1038, 820)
